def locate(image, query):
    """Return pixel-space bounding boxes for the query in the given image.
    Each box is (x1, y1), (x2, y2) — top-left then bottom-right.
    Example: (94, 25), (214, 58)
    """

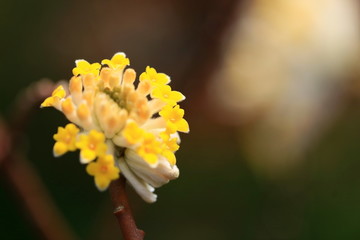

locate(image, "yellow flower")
(76, 130), (107, 163)
(40, 85), (66, 108)
(160, 132), (179, 152)
(151, 85), (185, 106)
(139, 66), (170, 86)
(101, 52), (130, 70)
(136, 133), (162, 165)
(72, 59), (101, 76)
(159, 132), (179, 165)
(122, 122), (144, 145)
(42, 52), (189, 202)
(86, 154), (120, 191)
(53, 123), (79, 157)
(159, 105), (189, 133)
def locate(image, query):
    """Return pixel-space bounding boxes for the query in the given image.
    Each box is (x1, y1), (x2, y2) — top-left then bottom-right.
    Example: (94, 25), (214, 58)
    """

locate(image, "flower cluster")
(41, 52), (189, 203)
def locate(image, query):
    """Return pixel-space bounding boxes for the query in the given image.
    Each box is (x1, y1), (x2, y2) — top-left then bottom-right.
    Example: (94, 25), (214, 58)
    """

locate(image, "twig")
(2, 154), (78, 240)
(109, 175), (145, 240)
(0, 120), (10, 167)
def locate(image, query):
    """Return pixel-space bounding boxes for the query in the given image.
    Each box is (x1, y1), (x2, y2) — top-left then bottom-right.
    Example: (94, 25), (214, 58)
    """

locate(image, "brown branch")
(2, 154), (78, 240)
(109, 175), (145, 240)
(0, 120), (11, 167)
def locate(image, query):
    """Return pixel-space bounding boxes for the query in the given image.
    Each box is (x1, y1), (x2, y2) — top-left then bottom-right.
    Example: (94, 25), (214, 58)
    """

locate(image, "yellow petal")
(166, 122), (178, 134)
(67, 123), (80, 135)
(162, 150), (176, 166)
(101, 59), (111, 66)
(143, 153), (158, 165)
(80, 149), (96, 163)
(170, 91), (185, 102)
(40, 97), (55, 107)
(53, 142), (67, 157)
(122, 122), (144, 144)
(95, 176), (111, 191)
(77, 59), (90, 68)
(139, 72), (147, 81)
(52, 85), (66, 98)
(40, 85), (66, 108)
(86, 162), (98, 176)
(108, 167), (120, 179)
(176, 118), (189, 133)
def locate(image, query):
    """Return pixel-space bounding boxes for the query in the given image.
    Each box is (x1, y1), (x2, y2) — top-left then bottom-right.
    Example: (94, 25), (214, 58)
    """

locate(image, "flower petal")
(95, 176), (111, 191)
(117, 157), (157, 203)
(125, 149), (179, 187)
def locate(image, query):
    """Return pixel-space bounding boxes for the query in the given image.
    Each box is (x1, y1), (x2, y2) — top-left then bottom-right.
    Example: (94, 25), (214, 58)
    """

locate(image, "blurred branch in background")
(0, 81), (79, 240)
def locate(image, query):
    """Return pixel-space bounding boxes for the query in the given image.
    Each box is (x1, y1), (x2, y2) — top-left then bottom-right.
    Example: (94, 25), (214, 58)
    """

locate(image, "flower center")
(89, 143), (95, 150)
(100, 165), (108, 173)
(170, 116), (177, 122)
(102, 87), (129, 111)
(99, 84), (150, 127)
(64, 134), (72, 143)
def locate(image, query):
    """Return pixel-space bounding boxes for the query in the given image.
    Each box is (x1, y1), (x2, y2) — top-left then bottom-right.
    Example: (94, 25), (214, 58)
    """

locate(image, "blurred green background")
(1, 0), (360, 239)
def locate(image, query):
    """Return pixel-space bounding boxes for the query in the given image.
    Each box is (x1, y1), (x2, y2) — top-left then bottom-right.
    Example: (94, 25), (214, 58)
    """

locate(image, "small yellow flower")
(159, 105), (189, 133)
(101, 52), (130, 70)
(86, 154), (120, 191)
(76, 130), (107, 163)
(122, 122), (144, 145)
(139, 66), (170, 86)
(159, 132), (179, 165)
(72, 59), (101, 76)
(53, 123), (79, 157)
(151, 85), (185, 106)
(41, 85), (66, 108)
(160, 132), (179, 152)
(136, 133), (162, 165)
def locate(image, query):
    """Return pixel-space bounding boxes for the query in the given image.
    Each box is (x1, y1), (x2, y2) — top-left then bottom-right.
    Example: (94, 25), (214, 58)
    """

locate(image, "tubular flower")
(41, 52), (189, 202)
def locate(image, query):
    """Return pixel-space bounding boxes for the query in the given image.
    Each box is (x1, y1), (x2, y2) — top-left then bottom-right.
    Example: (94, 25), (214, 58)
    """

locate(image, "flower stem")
(109, 175), (145, 240)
